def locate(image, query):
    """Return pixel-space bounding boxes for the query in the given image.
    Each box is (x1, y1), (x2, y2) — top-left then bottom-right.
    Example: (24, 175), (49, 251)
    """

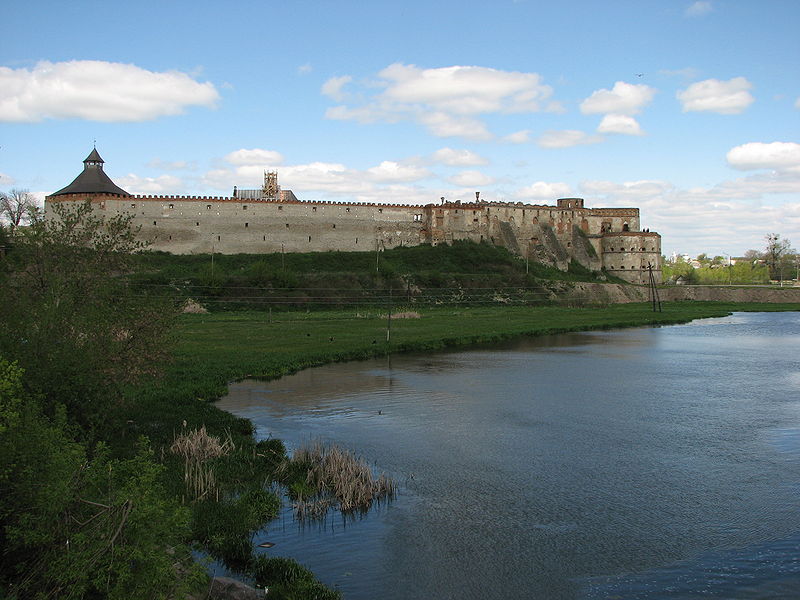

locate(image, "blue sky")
(1, 0), (798, 257)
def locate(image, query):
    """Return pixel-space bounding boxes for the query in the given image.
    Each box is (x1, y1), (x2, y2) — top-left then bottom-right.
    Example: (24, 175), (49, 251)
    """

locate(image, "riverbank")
(120, 301), (800, 595)
(560, 282), (800, 305)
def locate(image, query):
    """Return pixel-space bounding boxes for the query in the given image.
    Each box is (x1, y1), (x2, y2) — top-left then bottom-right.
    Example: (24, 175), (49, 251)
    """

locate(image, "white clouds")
(321, 75), (352, 102)
(597, 114), (644, 136)
(378, 63), (554, 114)
(0, 60), (219, 123)
(685, 1), (713, 17)
(580, 81), (656, 116)
(298, 63), (313, 75)
(117, 174), (185, 195)
(726, 142), (800, 172)
(225, 149), (284, 166)
(367, 161), (431, 182)
(0, 172), (15, 186)
(447, 170), (495, 187)
(794, 96), (800, 109)
(503, 130), (532, 144)
(581, 179), (675, 201)
(580, 81), (655, 136)
(537, 130), (603, 148)
(514, 181), (572, 200)
(431, 148), (489, 166)
(324, 63), (557, 140)
(676, 77), (754, 114)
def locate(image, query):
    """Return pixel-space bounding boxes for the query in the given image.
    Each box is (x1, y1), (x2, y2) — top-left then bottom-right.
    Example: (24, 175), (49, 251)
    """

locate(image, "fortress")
(46, 149), (662, 284)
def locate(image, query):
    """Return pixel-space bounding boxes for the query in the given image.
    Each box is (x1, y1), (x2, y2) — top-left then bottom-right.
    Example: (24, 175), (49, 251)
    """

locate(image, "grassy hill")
(130, 240), (620, 310)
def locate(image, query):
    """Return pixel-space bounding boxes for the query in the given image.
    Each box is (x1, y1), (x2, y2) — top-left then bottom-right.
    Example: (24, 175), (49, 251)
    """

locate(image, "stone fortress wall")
(45, 152), (662, 284)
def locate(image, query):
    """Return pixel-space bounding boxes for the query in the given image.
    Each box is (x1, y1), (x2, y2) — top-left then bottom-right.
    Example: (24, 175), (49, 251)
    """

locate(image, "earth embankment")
(568, 283), (800, 304)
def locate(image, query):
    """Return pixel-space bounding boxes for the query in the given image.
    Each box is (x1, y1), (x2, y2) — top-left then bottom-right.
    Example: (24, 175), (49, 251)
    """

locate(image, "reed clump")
(281, 441), (396, 518)
(170, 425), (234, 501)
(380, 311), (421, 319)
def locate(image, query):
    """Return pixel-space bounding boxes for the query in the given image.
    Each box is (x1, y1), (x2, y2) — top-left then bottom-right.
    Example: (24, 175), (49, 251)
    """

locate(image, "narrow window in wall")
(169, 235), (172, 240)
(263, 236), (266, 241)
(153, 221), (157, 226)
(308, 236), (311, 242)
(243, 205), (248, 210)
(207, 205), (211, 210)
(278, 206), (283, 210)
(379, 208), (383, 213)
(131, 203), (136, 209)
(285, 223), (289, 228)
(355, 238), (358, 244)
(332, 224), (336, 229)
(245, 223), (248, 228)
(217, 235), (220, 241)
(312, 206), (317, 212)
(169, 204), (174, 209)
(346, 207), (350, 213)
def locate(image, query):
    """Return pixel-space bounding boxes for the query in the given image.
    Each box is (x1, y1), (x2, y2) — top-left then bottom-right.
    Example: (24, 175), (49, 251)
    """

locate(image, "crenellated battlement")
(44, 149), (662, 284)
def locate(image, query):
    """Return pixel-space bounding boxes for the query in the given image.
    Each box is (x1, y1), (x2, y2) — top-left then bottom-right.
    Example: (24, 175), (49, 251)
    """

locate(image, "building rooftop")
(50, 149), (130, 197)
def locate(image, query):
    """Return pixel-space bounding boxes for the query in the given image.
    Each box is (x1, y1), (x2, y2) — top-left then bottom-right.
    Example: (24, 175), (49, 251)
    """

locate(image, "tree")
(0, 188), (38, 231)
(764, 233), (794, 281)
(0, 202), (204, 598)
(0, 200), (176, 432)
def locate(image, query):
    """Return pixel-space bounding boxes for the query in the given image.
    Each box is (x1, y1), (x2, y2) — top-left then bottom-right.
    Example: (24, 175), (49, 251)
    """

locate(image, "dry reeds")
(379, 311), (421, 319)
(285, 441), (396, 519)
(170, 425), (234, 501)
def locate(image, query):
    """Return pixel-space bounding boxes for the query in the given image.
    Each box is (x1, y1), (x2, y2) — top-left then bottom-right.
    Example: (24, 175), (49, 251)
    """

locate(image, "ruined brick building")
(46, 149), (662, 284)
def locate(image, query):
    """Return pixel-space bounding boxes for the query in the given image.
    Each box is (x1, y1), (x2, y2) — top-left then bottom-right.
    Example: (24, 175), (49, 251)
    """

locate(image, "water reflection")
(217, 312), (800, 599)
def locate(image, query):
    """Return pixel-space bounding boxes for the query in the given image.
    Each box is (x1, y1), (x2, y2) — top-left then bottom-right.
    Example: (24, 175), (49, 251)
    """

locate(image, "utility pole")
(648, 263), (662, 312)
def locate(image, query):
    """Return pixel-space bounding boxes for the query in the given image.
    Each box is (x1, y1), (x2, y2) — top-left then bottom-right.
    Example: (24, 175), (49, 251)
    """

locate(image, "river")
(217, 311), (800, 599)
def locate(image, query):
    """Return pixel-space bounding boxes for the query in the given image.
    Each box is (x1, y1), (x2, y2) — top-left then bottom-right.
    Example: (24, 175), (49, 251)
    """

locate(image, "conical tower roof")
(51, 148), (130, 196)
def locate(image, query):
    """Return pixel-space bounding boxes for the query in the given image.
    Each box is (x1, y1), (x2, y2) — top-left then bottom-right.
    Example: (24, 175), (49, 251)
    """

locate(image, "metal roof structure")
(50, 149), (130, 197)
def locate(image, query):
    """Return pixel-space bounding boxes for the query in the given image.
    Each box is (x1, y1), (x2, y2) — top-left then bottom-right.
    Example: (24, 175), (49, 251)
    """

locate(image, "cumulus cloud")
(447, 170), (495, 187)
(677, 77), (754, 114)
(514, 181), (572, 200)
(321, 75), (352, 102)
(503, 130), (532, 144)
(0, 172), (16, 186)
(578, 172), (800, 256)
(324, 63), (557, 140)
(117, 174), (185, 195)
(224, 148), (284, 166)
(537, 130), (603, 148)
(430, 147), (489, 166)
(580, 81), (656, 116)
(597, 114), (644, 136)
(366, 161), (431, 182)
(685, 1), (712, 17)
(726, 142), (800, 172)
(0, 60), (219, 122)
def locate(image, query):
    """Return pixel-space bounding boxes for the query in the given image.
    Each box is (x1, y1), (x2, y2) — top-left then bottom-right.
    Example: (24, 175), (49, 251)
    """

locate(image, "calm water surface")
(217, 312), (800, 599)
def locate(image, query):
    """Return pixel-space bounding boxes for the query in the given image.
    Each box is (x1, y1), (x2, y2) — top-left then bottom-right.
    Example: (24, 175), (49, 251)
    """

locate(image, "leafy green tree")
(0, 201), (176, 432)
